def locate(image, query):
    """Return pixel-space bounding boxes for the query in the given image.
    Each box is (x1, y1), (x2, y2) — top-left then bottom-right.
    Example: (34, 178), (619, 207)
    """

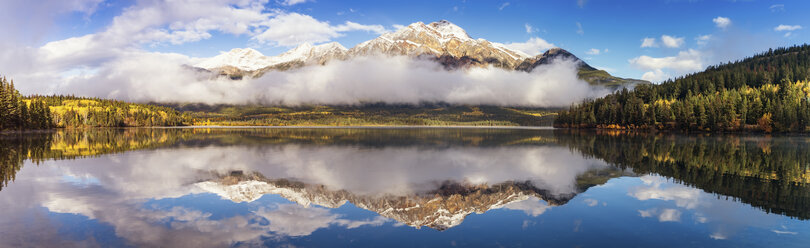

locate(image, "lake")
(1, 127), (809, 247)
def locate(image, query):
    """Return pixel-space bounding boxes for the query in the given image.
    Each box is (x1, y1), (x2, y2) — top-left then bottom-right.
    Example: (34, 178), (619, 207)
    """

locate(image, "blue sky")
(0, 0), (808, 100)
(40, 0), (808, 80)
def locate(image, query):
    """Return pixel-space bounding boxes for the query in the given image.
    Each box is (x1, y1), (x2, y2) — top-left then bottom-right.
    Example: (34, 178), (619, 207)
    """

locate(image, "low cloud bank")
(20, 52), (610, 107)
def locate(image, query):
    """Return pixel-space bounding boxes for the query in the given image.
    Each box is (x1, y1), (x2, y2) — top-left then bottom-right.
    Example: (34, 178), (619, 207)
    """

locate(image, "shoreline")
(148, 125), (557, 130)
(0, 125), (556, 135)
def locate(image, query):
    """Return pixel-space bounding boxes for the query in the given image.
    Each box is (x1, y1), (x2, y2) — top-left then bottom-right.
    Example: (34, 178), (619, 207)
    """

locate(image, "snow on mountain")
(194, 48), (274, 71)
(348, 20), (531, 68)
(195, 42), (348, 72)
(195, 20), (535, 73)
(428, 20), (473, 43)
(491, 42), (532, 60)
(192, 20), (645, 86)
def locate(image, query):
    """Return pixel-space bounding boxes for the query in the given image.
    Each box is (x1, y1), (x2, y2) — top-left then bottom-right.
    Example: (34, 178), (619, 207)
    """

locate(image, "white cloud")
(503, 197), (552, 217)
(334, 21), (388, 34)
(641, 37), (657, 48)
(695, 34), (712, 46)
(638, 208), (682, 222)
(576, 22), (584, 35)
(48, 53), (605, 107)
(0, 0), (105, 43)
(525, 23), (535, 34)
(629, 49), (704, 82)
(773, 25), (801, 38)
(502, 37), (556, 56)
(769, 4), (785, 12)
(772, 230), (798, 235)
(585, 48), (600, 55)
(628, 175), (784, 241)
(660, 35), (684, 48)
(631, 175), (703, 209)
(279, 0), (310, 6)
(253, 12), (387, 47)
(254, 205), (387, 236)
(7, 0), (390, 86)
(32, 0), (275, 72)
(640, 69), (670, 82)
(658, 209), (682, 222)
(774, 24), (802, 31)
(577, 0), (587, 8)
(583, 198), (598, 207)
(499, 2), (510, 10)
(713, 16), (731, 29)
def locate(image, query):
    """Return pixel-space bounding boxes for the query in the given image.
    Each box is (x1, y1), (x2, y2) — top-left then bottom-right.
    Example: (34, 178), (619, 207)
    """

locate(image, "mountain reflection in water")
(0, 128), (809, 247)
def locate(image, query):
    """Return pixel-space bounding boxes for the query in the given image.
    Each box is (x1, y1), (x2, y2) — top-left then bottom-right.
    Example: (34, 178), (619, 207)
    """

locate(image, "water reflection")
(0, 128), (809, 247)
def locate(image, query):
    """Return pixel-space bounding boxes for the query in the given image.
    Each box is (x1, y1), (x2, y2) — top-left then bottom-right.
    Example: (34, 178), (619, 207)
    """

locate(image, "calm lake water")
(1, 127), (809, 247)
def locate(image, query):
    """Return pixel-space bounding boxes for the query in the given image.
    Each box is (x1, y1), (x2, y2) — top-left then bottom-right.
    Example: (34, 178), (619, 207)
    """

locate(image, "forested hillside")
(1, 76), (185, 130)
(556, 45), (810, 132)
(30, 96), (186, 128)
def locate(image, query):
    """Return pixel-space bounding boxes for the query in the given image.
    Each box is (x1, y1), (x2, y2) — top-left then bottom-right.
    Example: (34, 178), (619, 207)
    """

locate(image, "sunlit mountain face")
(1, 128), (809, 247)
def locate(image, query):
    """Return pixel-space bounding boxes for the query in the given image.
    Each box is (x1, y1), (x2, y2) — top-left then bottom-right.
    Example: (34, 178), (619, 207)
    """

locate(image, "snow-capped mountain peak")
(384, 20), (473, 45)
(195, 42), (349, 73)
(274, 43), (314, 63)
(277, 42), (348, 65)
(193, 20), (645, 85)
(194, 48), (271, 71)
(347, 20), (530, 67)
(429, 20), (472, 41)
(312, 42), (348, 54)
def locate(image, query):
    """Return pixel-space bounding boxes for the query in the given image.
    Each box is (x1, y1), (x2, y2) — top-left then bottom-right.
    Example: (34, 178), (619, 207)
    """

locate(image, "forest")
(30, 95), (185, 128)
(554, 130), (810, 220)
(0, 77), (51, 130)
(556, 44), (810, 132)
(0, 76), (185, 130)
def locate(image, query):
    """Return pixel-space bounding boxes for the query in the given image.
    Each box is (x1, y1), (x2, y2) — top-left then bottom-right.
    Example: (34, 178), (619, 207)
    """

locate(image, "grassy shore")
(171, 104), (558, 127)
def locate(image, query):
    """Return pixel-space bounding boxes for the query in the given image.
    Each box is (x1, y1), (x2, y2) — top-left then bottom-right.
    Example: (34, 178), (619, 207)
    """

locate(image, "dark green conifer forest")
(556, 44), (810, 132)
(0, 77), (51, 130)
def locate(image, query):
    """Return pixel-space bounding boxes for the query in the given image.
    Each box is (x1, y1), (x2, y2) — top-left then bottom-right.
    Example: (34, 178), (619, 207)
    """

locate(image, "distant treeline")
(172, 103), (556, 127)
(30, 95), (185, 128)
(556, 44), (810, 132)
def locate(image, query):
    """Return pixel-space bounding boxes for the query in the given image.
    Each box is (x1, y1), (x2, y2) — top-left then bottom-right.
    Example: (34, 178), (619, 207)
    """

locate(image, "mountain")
(195, 42), (348, 79)
(195, 48), (273, 71)
(195, 168), (628, 230)
(522, 48), (650, 86)
(347, 20), (529, 70)
(194, 20), (647, 85)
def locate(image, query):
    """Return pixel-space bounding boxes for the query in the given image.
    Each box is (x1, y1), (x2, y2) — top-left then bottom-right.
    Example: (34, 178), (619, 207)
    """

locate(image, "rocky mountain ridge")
(195, 168), (628, 230)
(194, 20), (648, 85)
